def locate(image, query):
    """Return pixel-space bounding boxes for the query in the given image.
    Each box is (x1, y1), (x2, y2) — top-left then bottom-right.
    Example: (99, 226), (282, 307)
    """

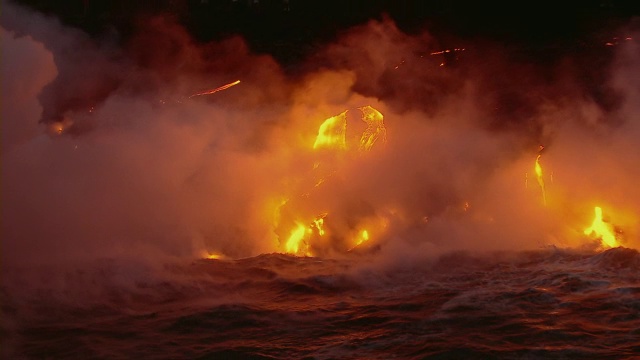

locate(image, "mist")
(2, 1), (639, 271)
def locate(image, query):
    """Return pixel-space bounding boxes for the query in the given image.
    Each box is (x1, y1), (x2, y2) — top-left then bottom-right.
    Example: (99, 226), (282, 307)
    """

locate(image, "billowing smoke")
(2, 1), (639, 271)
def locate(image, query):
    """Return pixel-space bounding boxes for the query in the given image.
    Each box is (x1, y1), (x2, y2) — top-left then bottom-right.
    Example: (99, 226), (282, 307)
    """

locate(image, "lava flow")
(313, 111), (348, 150)
(584, 206), (619, 248)
(274, 106), (387, 256)
(534, 146), (546, 206)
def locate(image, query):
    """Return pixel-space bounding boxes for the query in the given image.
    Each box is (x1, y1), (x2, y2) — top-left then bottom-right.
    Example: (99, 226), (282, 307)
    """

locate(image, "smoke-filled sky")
(2, 1), (639, 268)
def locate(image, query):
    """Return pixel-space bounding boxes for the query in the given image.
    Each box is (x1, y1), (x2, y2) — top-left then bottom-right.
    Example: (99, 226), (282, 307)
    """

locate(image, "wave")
(2, 248), (640, 359)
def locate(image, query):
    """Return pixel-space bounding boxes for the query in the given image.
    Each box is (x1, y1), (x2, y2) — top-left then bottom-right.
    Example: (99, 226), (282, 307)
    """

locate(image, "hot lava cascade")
(271, 105), (389, 256)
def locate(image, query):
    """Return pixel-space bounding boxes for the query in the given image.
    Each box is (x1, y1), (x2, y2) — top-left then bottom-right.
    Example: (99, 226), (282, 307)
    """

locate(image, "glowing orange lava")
(358, 106), (387, 151)
(313, 213), (328, 236)
(286, 223), (308, 255)
(535, 153), (546, 206)
(355, 229), (369, 246)
(313, 111), (347, 150)
(277, 106), (386, 255)
(584, 206), (618, 248)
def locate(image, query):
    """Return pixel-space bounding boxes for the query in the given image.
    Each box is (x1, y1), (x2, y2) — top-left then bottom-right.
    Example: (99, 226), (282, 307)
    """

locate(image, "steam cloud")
(2, 1), (639, 269)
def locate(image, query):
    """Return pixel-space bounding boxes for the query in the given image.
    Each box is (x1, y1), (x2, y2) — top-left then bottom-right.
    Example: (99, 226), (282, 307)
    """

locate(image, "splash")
(584, 206), (618, 248)
(285, 223), (310, 255)
(534, 147), (546, 206)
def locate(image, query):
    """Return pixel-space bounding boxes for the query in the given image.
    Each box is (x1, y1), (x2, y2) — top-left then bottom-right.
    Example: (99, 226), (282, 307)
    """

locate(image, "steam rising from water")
(2, 2), (639, 269)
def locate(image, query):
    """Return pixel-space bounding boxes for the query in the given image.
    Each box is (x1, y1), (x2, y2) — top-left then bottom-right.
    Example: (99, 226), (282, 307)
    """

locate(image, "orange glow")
(53, 123), (64, 134)
(356, 229), (369, 246)
(535, 154), (546, 205)
(204, 252), (224, 260)
(430, 48), (465, 55)
(312, 106), (386, 151)
(313, 213), (327, 236)
(189, 80), (240, 98)
(584, 207), (618, 248)
(358, 106), (387, 151)
(348, 229), (370, 251)
(313, 111), (347, 150)
(285, 223), (308, 255)
(47, 119), (73, 135)
(274, 106), (387, 255)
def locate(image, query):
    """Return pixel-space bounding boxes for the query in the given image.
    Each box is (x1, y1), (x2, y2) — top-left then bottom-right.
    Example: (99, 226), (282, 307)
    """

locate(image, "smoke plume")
(2, 1), (639, 271)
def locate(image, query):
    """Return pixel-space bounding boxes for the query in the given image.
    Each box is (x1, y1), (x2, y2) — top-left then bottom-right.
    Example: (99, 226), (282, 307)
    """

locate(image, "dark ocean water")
(2, 247), (640, 359)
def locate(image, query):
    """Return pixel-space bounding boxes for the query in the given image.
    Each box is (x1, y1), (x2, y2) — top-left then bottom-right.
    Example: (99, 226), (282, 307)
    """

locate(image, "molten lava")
(356, 229), (369, 246)
(286, 223), (309, 255)
(313, 106), (387, 151)
(313, 111), (348, 150)
(313, 214), (327, 236)
(535, 154), (546, 206)
(584, 206), (618, 248)
(358, 106), (387, 151)
(276, 106), (387, 255)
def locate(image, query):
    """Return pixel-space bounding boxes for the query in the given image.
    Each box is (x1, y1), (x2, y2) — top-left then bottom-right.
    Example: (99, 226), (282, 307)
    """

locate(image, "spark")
(189, 80), (241, 98)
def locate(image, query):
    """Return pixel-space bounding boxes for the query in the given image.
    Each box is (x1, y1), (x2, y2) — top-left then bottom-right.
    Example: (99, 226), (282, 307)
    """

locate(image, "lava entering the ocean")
(584, 206), (619, 248)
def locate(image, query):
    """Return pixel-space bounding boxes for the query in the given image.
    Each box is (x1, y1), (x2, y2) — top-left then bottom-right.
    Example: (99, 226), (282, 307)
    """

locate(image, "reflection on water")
(3, 248), (640, 359)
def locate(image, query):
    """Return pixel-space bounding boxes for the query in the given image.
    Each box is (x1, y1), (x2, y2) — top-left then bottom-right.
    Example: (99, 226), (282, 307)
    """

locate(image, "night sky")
(14, 0), (640, 64)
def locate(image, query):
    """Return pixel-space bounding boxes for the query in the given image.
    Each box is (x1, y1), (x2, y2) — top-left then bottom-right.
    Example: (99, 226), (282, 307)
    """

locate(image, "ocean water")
(2, 247), (640, 359)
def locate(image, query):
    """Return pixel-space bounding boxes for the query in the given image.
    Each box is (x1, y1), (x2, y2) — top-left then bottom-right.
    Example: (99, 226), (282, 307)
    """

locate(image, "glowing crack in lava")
(584, 206), (618, 248)
(277, 106), (386, 255)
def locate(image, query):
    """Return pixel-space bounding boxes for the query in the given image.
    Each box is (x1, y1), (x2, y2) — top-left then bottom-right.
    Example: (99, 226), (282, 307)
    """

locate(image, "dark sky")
(14, 0), (640, 63)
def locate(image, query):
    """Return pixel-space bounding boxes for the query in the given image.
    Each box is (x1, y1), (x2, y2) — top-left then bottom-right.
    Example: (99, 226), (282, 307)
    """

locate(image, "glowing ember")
(358, 106), (387, 151)
(53, 123), (64, 134)
(48, 121), (67, 135)
(313, 111), (347, 150)
(189, 80), (241, 98)
(430, 48), (465, 55)
(584, 206), (618, 248)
